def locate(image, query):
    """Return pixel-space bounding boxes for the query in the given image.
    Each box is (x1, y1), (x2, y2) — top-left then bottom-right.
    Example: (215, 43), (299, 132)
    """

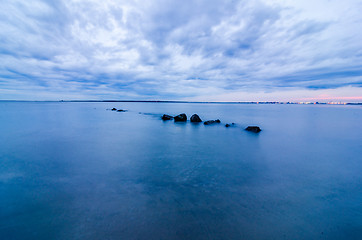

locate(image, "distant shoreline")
(0, 100), (361, 105)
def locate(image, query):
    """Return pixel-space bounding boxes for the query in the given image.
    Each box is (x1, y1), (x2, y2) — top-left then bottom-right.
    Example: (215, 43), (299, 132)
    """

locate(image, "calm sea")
(0, 102), (361, 240)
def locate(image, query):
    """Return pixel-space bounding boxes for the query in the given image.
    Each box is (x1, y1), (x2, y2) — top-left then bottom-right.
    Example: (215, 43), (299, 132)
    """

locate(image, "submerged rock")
(174, 113), (187, 122)
(190, 114), (202, 122)
(111, 108), (117, 111)
(162, 114), (174, 120)
(245, 126), (261, 133)
(204, 119), (221, 125)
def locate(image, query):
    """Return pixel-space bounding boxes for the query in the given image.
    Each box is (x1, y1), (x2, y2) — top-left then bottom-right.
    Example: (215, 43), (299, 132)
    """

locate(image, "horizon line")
(0, 100), (361, 105)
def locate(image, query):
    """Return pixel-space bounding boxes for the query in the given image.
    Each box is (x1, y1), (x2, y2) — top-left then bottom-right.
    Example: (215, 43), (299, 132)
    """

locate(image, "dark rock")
(111, 108), (117, 111)
(174, 113), (187, 122)
(162, 114), (174, 120)
(190, 114), (202, 122)
(204, 119), (221, 125)
(225, 123), (235, 127)
(117, 109), (126, 112)
(245, 126), (261, 133)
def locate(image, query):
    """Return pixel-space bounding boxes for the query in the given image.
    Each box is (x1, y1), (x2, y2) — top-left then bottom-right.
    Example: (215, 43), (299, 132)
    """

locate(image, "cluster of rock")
(162, 113), (200, 122)
(161, 113), (262, 133)
(204, 119), (220, 125)
(108, 109), (262, 133)
(111, 108), (126, 112)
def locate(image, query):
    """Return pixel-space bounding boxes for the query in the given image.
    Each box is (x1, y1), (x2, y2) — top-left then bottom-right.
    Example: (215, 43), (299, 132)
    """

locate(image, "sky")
(0, 0), (362, 102)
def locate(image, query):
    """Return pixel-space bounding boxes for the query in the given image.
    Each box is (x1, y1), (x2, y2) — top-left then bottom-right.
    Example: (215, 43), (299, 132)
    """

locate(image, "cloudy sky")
(1, 0), (362, 101)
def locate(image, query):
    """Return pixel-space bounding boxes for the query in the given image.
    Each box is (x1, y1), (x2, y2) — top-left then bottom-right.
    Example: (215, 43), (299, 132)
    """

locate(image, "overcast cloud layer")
(1, 0), (362, 101)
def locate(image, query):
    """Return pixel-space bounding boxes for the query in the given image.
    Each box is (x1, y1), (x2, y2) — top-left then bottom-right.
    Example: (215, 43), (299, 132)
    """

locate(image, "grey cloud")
(0, 0), (361, 100)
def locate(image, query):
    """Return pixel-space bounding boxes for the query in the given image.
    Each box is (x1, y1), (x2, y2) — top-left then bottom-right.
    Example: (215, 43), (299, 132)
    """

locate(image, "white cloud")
(0, 0), (361, 100)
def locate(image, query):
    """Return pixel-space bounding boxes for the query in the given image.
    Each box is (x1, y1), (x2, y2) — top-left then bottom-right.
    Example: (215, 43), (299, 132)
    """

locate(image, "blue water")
(0, 102), (361, 240)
